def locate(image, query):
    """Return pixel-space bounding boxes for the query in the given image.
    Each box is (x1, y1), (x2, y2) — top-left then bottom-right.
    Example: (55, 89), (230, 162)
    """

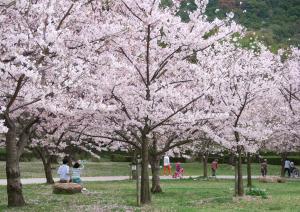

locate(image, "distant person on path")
(163, 155), (171, 176)
(57, 158), (70, 183)
(261, 159), (268, 177)
(72, 160), (84, 184)
(211, 159), (218, 177)
(284, 159), (291, 177)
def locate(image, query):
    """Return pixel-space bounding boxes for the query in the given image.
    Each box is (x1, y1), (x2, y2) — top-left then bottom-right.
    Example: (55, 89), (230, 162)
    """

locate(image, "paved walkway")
(0, 175), (261, 185)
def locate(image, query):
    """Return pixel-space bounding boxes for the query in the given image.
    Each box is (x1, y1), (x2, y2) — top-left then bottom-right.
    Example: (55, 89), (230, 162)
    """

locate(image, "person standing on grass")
(284, 159), (291, 177)
(261, 159), (268, 177)
(57, 158), (70, 183)
(163, 155), (171, 176)
(211, 159), (218, 177)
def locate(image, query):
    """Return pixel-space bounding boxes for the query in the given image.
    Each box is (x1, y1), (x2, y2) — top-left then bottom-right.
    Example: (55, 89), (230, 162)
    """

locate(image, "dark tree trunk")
(150, 155), (162, 193)
(42, 158), (54, 184)
(203, 153), (208, 178)
(235, 145), (244, 196)
(246, 153), (252, 188)
(234, 158), (238, 196)
(35, 149), (54, 184)
(5, 127), (25, 207)
(140, 138), (151, 204)
(280, 153), (287, 177)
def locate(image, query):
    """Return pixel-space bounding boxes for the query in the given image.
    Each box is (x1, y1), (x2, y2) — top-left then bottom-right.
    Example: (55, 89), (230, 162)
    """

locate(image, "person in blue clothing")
(71, 160), (84, 184)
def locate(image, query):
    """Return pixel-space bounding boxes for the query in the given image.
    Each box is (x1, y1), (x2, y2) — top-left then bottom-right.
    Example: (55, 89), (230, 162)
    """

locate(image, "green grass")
(0, 179), (300, 211)
(0, 161), (282, 179)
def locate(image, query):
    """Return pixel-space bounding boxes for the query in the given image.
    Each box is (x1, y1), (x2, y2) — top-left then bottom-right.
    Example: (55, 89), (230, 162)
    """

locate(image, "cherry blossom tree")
(1, 0), (244, 206)
(0, 0), (113, 206)
(263, 48), (300, 176)
(199, 42), (280, 196)
(77, 0), (240, 203)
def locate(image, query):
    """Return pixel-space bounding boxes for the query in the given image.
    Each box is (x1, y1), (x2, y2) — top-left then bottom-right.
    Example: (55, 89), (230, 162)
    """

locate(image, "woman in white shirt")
(57, 158), (70, 183)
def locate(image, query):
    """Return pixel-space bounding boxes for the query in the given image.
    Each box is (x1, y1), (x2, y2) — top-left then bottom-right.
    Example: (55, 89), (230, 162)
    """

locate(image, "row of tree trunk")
(6, 134), (287, 208)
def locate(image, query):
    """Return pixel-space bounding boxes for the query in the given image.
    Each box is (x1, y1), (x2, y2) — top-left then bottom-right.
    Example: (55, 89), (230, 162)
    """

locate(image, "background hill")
(205, 0), (300, 50)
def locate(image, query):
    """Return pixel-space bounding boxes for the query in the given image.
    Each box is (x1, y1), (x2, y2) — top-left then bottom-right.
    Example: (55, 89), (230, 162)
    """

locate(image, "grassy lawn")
(0, 161), (282, 179)
(0, 179), (300, 211)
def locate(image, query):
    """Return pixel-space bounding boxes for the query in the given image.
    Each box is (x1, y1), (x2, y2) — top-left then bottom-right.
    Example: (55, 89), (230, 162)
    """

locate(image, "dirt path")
(0, 175), (262, 185)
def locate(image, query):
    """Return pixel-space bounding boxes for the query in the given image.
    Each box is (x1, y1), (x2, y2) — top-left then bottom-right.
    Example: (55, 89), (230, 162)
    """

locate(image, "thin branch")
(121, 0), (144, 22)
(56, 4), (74, 30)
(70, 130), (140, 150)
(10, 97), (41, 113)
(118, 47), (147, 86)
(151, 46), (181, 81)
(6, 74), (25, 112)
(150, 94), (204, 131)
(146, 24), (151, 86)
(111, 88), (131, 120)
(182, 31), (232, 60)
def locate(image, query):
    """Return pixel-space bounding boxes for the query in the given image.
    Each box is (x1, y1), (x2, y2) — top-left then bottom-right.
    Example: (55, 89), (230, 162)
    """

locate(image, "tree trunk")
(42, 158), (54, 184)
(140, 138), (151, 204)
(136, 155), (140, 206)
(235, 146), (244, 196)
(150, 155), (162, 193)
(234, 158), (238, 196)
(280, 153), (287, 177)
(203, 153), (208, 178)
(35, 149), (54, 184)
(246, 152), (252, 188)
(5, 127), (25, 207)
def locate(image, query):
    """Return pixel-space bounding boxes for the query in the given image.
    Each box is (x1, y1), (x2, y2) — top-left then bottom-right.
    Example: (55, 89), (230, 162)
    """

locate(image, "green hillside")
(206, 0), (300, 50)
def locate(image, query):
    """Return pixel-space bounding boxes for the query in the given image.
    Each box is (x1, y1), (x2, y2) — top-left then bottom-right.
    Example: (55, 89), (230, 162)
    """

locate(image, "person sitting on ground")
(211, 159), (219, 177)
(71, 160), (84, 184)
(57, 158), (70, 183)
(261, 159), (268, 177)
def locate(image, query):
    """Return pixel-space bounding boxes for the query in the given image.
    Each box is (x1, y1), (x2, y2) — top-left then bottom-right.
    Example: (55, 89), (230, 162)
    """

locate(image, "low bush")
(246, 187), (268, 199)
(0, 148), (36, 161)
(110, 154), (132, 162)
(170, 157), (186, 163)
(263, 156), (300, 165)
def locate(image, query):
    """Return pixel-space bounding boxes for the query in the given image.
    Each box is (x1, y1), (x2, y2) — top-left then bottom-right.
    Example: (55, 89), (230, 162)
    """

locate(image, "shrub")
(0, 148), (5, 161)
(246, 187), (268, 199)
(20, 151), (36, 162)
(263, 156), (300, 165)
(110, 154), (132, 162)
(0, 148), (39, 161)
(170, 157), (186, 163)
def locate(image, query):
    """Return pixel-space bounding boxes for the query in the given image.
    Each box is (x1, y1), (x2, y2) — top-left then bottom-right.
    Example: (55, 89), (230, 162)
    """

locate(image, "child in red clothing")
(173, 162), (184, 178)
